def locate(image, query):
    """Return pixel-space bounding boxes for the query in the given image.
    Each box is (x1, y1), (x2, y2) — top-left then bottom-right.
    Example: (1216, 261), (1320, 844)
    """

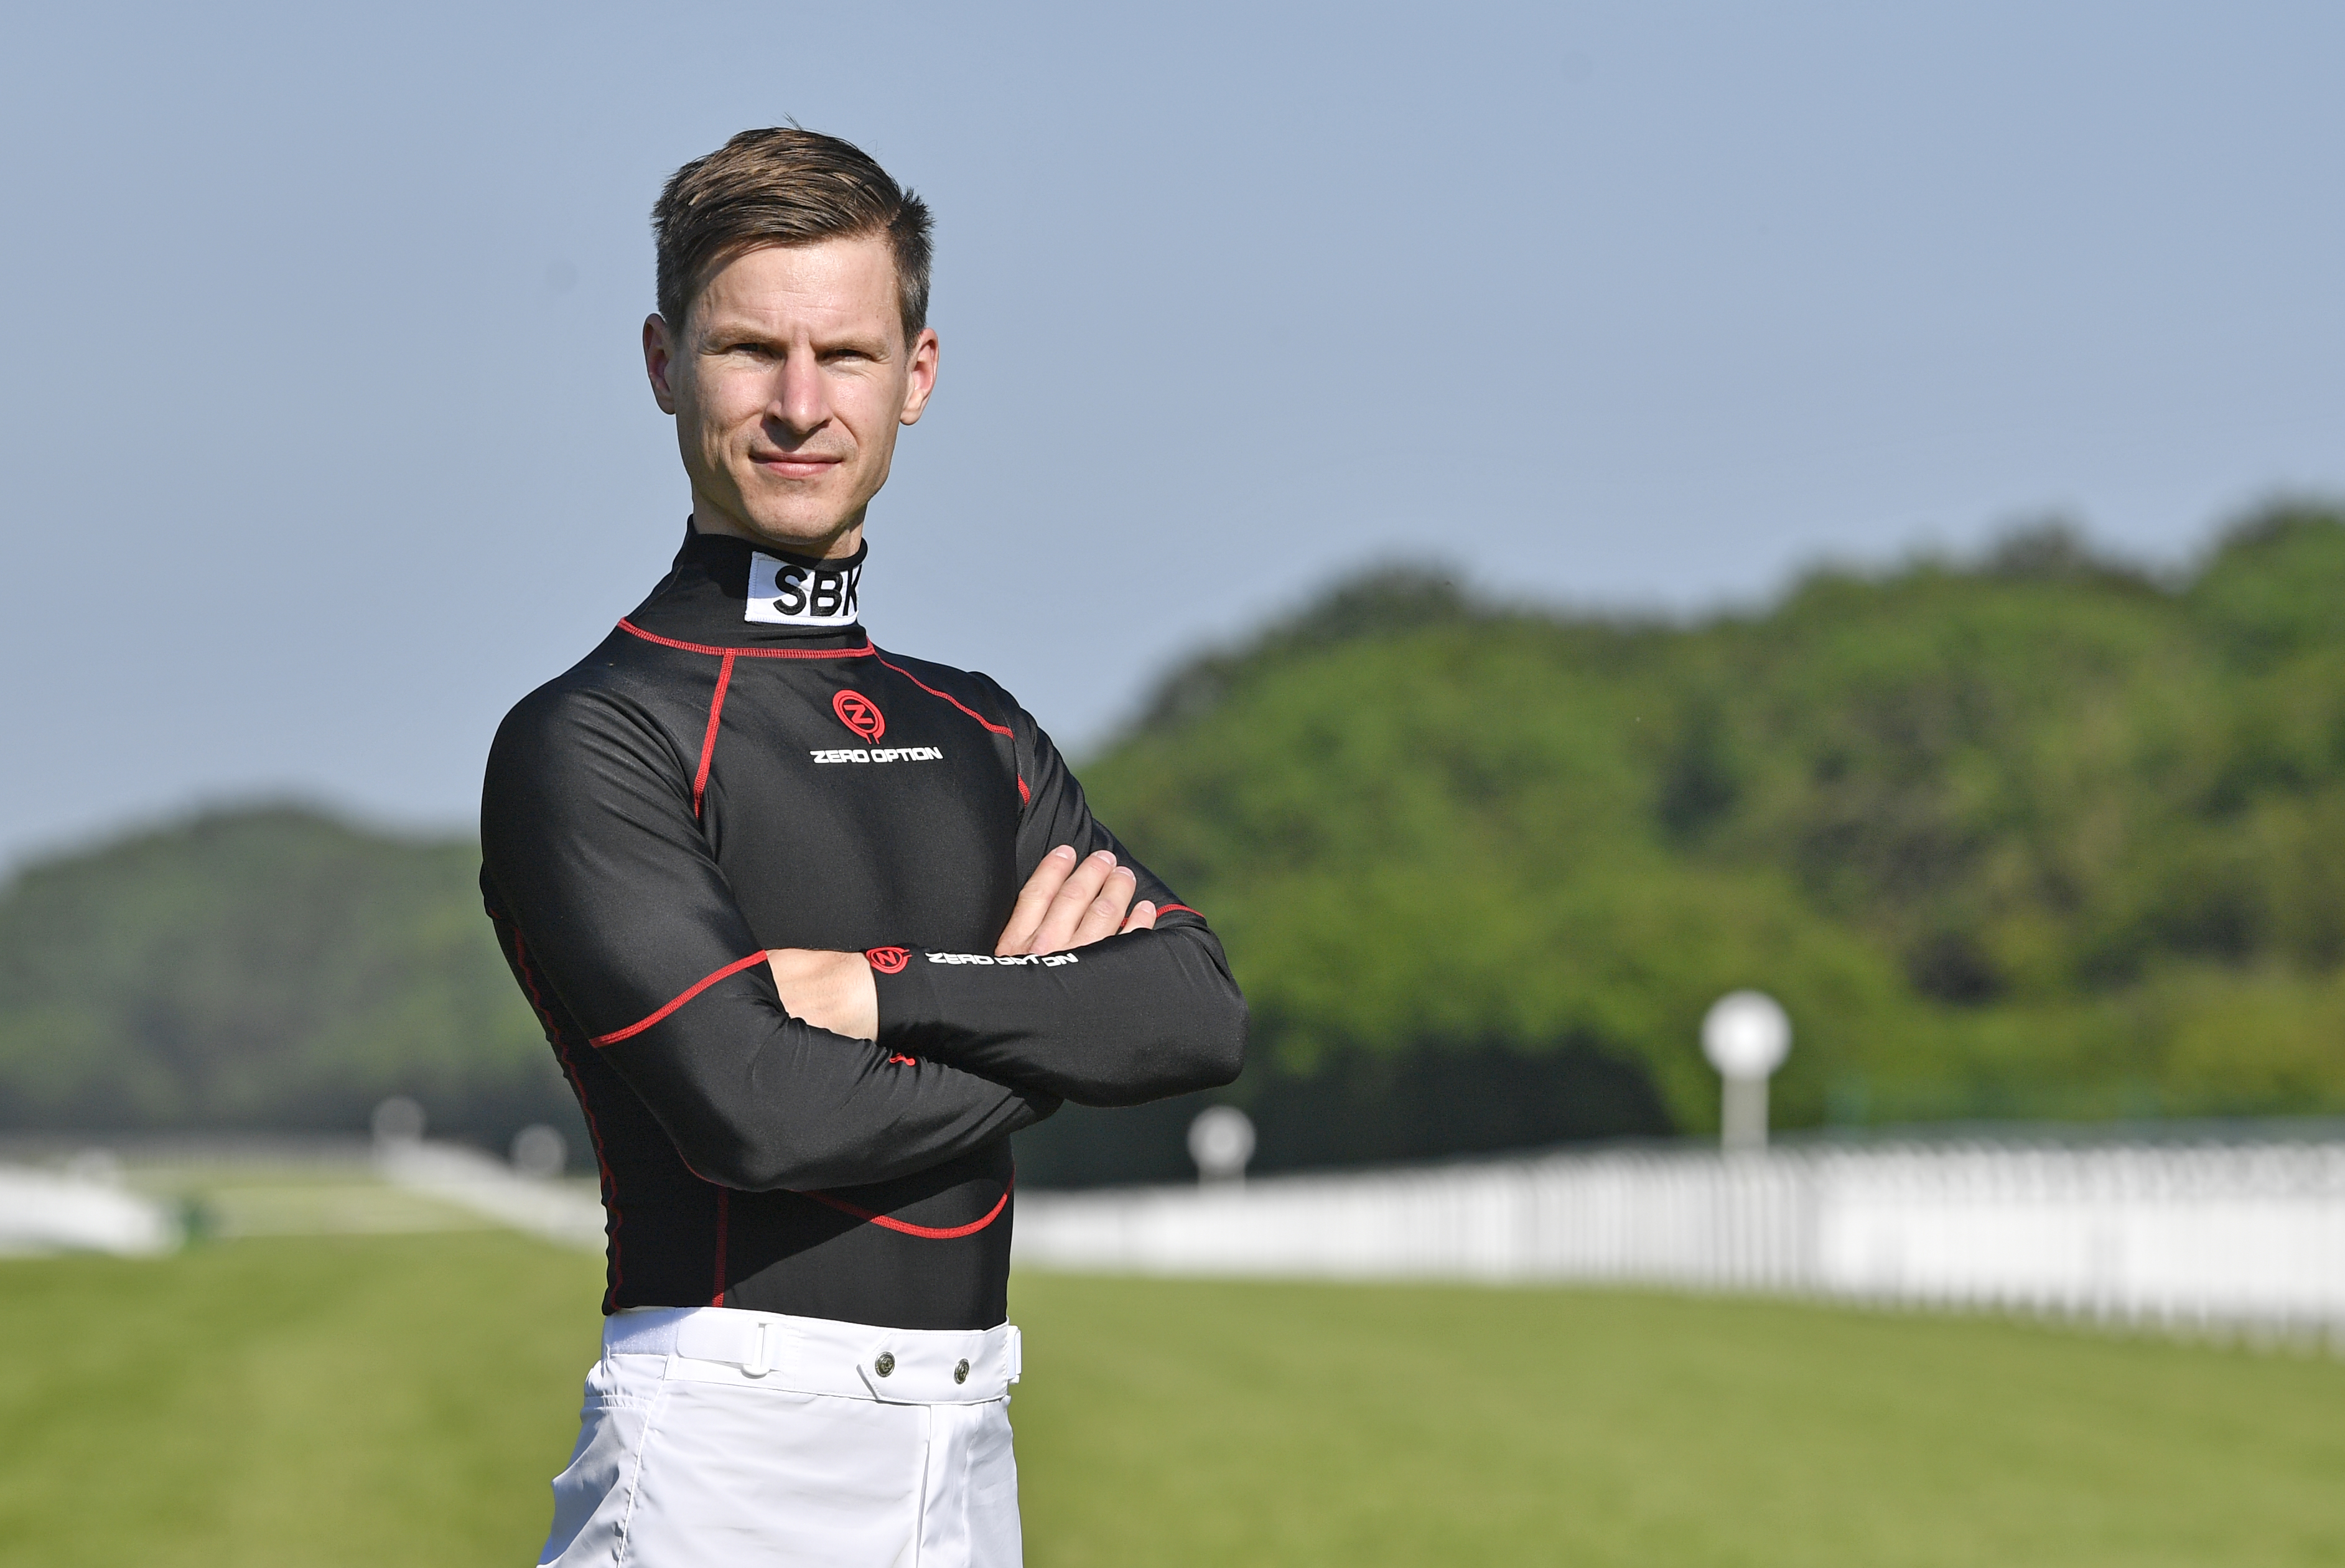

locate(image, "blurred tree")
(0, 806), (575, 1155)
(1025, 502), (2345, 1181)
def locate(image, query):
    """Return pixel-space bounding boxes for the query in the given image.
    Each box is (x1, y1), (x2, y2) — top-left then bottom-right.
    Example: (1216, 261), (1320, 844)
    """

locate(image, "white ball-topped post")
(1701, 991), (1791, 1154)
(1187, 1105), (1257, 1185)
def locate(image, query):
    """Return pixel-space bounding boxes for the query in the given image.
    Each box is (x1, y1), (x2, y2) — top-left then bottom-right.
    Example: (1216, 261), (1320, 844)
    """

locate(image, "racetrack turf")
(1, 1232), (2338, 1566)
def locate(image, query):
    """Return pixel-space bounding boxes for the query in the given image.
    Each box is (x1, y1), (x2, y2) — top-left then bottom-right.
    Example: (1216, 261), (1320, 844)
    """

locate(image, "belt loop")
(744, 1318), (771, 1378)
(1005, 1325), (1022, 1384)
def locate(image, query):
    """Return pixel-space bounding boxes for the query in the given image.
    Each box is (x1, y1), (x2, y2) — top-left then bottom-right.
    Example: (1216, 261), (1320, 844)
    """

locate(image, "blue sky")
(2, 2), (2339, 865)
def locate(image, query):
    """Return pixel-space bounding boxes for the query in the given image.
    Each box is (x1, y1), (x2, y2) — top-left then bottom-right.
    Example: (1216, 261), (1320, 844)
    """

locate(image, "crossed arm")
(767, 846), (1154, 1040)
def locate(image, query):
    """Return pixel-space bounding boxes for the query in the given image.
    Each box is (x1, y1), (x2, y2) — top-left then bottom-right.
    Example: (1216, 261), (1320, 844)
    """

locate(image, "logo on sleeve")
(865, 946), (910, 974)
(832, 690), (886, 742)
(925, 951), (1080, 967)
(746, 552), (861, 627)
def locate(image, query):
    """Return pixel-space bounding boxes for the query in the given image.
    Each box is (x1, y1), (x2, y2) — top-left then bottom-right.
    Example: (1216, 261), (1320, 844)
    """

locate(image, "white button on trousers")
(539, 1308), (1024, 1567)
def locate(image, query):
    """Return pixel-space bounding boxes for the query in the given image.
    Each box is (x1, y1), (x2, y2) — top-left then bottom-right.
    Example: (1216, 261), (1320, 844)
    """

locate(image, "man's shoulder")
(869, 646), (1028, 737)
(487, 629), (693, 777)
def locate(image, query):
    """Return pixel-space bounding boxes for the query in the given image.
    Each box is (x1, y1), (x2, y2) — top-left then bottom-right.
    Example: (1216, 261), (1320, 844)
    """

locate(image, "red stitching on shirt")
(692, 650), (735, 818)
(618, 620), (875, 661)
(1155, 903), (1201, 919)
(1017, 776), (1030, 805)
(804, 1180), (1014, 1240)
(590, 951), (768, 1045)
(711, 1187), (729, 1307)
(873, 652), (1015, 736)
(513, 931), (623, 1308)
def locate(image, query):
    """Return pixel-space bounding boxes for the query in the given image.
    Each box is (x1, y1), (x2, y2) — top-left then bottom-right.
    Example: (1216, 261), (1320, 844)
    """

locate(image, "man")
(480, 128), (1246, 1567)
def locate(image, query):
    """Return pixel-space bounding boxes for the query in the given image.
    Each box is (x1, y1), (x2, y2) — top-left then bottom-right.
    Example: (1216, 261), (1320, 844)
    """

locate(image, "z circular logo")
(832, 689), (886, 743)
(865, 946), (910, 974)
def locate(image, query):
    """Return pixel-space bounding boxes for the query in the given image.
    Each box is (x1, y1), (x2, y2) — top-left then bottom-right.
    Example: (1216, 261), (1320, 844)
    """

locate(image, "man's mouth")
(752, 452), (844, 479)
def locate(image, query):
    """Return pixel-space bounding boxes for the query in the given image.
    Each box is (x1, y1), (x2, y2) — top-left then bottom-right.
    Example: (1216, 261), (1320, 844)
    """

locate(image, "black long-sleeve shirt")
(481, 528), (1246, 1328)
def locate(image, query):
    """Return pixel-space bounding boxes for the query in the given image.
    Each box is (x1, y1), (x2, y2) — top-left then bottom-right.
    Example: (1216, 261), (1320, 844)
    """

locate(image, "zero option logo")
(832, 690), (885, 743)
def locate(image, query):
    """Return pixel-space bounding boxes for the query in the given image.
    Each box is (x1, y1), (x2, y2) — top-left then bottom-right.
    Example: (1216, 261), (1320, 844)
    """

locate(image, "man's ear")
(898, 327), (940, 426)
(643, 314), (680, 415)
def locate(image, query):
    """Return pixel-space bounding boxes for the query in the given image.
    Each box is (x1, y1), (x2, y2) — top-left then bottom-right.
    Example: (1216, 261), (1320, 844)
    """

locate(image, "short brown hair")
(652, 127), (933, 342)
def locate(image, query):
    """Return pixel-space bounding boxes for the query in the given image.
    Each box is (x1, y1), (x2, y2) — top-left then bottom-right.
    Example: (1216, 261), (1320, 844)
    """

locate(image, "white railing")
(374, 1139), (608, 1251)
(0, 1136), (606, 1253)
(0, 1165), (179, 1256)
(15, 1128), (2343, 1330)
(1014, 1137), (2345, 1331)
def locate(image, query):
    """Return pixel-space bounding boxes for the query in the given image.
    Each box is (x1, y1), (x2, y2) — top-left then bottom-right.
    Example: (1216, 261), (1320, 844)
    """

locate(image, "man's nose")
(768, 350), (829, 436)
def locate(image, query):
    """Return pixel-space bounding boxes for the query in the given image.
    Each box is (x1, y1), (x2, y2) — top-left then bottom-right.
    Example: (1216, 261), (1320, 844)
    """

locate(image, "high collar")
(619, 524), (873, 651)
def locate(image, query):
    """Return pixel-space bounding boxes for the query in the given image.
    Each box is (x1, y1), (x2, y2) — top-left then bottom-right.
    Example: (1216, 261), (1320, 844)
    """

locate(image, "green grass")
(2, 1234), (2341, 1566)
(1011, 1276), (2345, 1567)
(0, 1233), (603, 1568)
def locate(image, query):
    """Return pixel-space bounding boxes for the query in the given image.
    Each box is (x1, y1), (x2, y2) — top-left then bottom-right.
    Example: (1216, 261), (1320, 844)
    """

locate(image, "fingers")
(1065, 864), (1139, 950)
(996, 845), (1078, 955)
(995, 846), (1152, 955)
(1025, 849), (1123, 954)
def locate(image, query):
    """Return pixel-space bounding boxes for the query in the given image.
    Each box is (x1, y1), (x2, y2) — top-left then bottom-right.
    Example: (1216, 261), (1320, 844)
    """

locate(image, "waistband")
(604, 1306), (1021, 1405)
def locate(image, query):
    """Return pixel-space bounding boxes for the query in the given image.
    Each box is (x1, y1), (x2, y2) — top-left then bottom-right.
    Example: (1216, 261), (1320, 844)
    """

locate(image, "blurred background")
(4, 3), (2344, 1565)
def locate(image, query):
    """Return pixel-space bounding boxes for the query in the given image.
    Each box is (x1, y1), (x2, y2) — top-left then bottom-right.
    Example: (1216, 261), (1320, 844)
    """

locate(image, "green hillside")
(0, 807), (568, 1147)
(5, 505), (2342, 1181)
(1044, 504), (2345, 1175)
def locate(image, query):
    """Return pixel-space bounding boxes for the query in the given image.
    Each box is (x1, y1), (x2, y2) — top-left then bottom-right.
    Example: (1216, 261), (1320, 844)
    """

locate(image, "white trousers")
(539, 1307), (1024, 1568)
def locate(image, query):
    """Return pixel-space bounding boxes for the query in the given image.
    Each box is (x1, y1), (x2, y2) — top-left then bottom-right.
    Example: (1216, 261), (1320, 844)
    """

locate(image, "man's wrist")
(766, 947), (881, 1040)
(836, 950), (879, 1041)
(865, 945), (941, 1050)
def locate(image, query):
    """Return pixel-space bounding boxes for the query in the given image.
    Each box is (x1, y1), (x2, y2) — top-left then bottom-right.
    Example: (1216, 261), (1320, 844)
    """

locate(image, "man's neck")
(689, 493), (865, 562)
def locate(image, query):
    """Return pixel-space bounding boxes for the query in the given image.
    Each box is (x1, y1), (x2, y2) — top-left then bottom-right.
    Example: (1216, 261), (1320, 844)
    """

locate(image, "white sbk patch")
(745, 552), (861, 626)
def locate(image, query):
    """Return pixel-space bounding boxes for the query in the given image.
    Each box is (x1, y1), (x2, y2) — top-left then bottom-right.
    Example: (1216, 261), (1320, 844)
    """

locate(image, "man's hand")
(767, 846), (1154, 1040)
(995, 846), (1157, 956)
(765, 948), (880, 1040)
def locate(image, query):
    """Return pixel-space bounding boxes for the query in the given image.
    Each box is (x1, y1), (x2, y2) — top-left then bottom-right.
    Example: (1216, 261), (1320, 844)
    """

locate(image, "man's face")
(644, 234), (938, 559)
